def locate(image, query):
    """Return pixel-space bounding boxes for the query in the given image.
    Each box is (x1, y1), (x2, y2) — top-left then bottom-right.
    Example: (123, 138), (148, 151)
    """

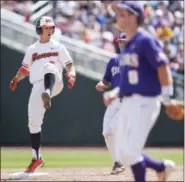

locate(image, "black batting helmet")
(35, 16), (55, 35)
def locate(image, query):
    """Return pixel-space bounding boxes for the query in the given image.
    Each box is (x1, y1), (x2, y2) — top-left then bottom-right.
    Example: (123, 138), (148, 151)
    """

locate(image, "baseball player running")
(96, 33), (127, 175)
(103, 1), (178, 181)
(10, 16), (76, 173)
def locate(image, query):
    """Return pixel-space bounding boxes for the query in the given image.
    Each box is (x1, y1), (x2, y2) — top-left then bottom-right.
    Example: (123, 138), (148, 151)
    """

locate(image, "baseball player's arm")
(10, 48), (32, 91)
(96, 59), (112, 92)
(15, 64), (29, 81)
(157, 64), (173, 103)
(59, 45), (76, 88)
(102, 79), (110, 86)
(96, 79), (110, 92)
(103, 87), (119, 106)
(143, 38), (184, 120)
(143, 38), (174, 105)
(66, 62), (76, 77)
(158, 64), (184, 120)
(65, 63), (76, 89)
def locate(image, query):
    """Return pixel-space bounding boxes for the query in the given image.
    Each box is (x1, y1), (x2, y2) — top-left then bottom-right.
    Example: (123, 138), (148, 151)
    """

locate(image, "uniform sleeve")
(103, 59), (112, 83)
(58, 45), (73, 66)
(22, 47), (32, 71)
(143, 38), (169, 68)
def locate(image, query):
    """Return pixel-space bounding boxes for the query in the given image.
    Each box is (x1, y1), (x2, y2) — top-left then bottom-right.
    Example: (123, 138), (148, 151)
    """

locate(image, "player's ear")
(52, 26), (55, 35)
(137, 16), (144, 26)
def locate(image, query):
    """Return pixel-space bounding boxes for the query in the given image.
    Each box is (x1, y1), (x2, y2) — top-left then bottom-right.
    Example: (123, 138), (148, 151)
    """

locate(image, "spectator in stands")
(2, 0), (184, 74)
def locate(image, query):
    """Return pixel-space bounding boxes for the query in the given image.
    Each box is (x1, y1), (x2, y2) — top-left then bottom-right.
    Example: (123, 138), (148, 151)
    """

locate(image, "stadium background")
(1, 1), (184, 181)
(1, 1), (184, 146)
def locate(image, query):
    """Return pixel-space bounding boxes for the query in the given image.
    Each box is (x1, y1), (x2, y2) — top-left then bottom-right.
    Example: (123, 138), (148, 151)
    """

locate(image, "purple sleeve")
(103, 59), (112, 83)
(143, 38), (169, 68)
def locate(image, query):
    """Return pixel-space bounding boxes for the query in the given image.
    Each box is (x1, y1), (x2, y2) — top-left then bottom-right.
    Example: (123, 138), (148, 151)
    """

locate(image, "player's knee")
(102, 129), (113, 138)
(28, 117), (43, 134)
(121, 148), (141, 165)
(51, 82), (63, 97)
(43, 62), (56, 75)
(28, 124), (41, 134)
(102, 131), (107, 138)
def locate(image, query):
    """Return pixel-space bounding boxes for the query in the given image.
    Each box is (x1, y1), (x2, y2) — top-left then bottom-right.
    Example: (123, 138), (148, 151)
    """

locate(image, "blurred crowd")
(2, 0), (184, 74)
(1, 0), (34, 22)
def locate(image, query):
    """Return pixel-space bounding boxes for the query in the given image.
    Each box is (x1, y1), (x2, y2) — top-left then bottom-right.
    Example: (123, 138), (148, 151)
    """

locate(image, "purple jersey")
(103, 57), (120, 89)
(119, 29), (168, 97)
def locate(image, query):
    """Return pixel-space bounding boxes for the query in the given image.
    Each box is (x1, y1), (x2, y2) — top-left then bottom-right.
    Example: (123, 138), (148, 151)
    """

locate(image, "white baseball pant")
(115, 94), (161, 166)
(102, 98), (121, 162)
(28, 63), (63, 134)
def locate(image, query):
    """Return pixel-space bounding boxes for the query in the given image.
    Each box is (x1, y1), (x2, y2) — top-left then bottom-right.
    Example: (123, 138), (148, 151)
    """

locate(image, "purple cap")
(112, 1), (144, 23)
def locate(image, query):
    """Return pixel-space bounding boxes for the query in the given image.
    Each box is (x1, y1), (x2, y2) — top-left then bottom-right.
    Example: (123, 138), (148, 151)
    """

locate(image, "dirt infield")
(2, 166), (183, 181)
(1, 147), (183, 181)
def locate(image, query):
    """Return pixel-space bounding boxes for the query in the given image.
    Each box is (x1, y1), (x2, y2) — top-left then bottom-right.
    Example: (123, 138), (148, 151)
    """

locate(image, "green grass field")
(1, 147), (183, 169)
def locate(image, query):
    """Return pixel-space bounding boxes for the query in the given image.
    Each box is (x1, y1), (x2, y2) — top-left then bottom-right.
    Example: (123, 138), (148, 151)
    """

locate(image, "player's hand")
(65, 72), (76, 89)
(103, 90), (118, 106)
(96, 82), (108, 92)
(165, 99), (184, 121)
(10, 76), (18, 91)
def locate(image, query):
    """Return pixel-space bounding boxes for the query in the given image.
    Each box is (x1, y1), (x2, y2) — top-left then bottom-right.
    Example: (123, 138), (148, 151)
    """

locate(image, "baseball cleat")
(42, 91), (51, 110)
(25, 158), (44, 173)
(110, 162), (125, 175)
(156, 159), (176, 181)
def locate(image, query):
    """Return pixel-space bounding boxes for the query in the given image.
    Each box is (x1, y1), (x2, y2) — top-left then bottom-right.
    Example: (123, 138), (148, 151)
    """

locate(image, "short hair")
(127, 10), (143, 26)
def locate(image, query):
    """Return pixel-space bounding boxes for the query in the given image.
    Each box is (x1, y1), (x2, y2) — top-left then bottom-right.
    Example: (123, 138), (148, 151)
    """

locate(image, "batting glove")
(10, 76), (18, 91)
(65, 73), (76, 89)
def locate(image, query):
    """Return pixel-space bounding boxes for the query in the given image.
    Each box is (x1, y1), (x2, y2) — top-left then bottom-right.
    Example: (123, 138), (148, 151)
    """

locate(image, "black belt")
(119, 93), (133, 98)
(119, 93), (133, 102)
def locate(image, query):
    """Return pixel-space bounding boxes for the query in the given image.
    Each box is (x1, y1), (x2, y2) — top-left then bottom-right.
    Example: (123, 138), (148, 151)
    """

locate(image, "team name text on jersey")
(32, 52), (59, 61)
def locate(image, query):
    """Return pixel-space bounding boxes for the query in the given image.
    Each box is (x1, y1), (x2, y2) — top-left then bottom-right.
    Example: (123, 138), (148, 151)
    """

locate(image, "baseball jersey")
(22, 39), (73, 84)
(103, 57), (120, 89)
(119, 28), (168, 97)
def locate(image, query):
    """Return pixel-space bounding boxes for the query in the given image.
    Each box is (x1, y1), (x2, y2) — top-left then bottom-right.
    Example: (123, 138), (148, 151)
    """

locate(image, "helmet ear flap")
(36, 18), (42, 35)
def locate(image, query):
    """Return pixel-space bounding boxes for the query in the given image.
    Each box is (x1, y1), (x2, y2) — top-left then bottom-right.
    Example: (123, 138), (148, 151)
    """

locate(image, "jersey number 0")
(128, 70), (139, 84)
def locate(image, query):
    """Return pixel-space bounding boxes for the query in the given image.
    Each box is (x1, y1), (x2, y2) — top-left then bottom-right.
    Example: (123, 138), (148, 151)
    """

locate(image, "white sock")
(32, 148), (41, 160)
(45, 89), (51, 96)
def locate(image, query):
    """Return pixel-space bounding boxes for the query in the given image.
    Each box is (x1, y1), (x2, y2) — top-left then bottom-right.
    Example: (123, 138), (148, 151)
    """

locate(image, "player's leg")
(129, 99), (159, 182)
(25, 63), (63, 173)
(42, 62), (62, 110)
(142, 153), (175, 180)
(109, 100), (125, 174)
(117, 95), (175, 181)
(143, 154), (165, 171)
(116, 96), (156, 181)
(103, 105), (116, 162)
(26, 82), (46, 173)
(103, 99), (124, 174)
(105, 132), (124, 175)
(42, 73), (55, 110)
(117, 96), (160, 181)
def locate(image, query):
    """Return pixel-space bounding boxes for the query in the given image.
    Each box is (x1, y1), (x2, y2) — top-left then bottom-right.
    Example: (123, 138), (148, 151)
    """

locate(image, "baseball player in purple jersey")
(96, 33), (127, 175)
(103, 1), (177, 181)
